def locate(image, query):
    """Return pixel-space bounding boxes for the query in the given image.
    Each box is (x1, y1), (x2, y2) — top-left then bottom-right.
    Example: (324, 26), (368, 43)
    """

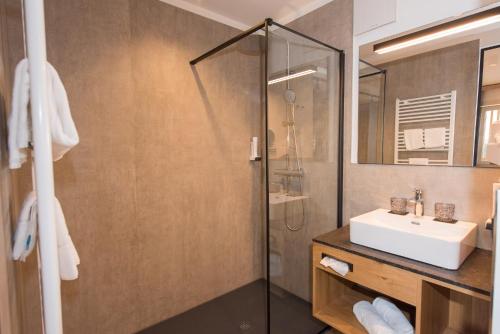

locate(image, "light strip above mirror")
(374, 6), (500, 54)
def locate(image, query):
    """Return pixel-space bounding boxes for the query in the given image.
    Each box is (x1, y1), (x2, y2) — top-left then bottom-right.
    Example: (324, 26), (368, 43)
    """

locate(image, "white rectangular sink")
(350, 209), (477, 270)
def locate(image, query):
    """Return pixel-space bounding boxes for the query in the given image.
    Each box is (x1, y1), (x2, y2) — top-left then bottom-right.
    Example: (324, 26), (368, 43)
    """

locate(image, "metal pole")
(264, 18), (271, 334)
(337, 51), (345, 228)
(190, 21), (266, 65)
(24, 0), (63, 333)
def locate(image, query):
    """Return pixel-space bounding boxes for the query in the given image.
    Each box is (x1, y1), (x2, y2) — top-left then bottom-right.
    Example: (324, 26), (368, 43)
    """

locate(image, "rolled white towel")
(319, 256), (349, 276)
(353, 301), (395, 334)
(373, 297), (414, 334)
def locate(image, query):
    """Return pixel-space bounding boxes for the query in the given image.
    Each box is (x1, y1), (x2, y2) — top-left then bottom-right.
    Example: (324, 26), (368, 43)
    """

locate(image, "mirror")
(477, 45), (500, 166)
(356, 7), (500, 167)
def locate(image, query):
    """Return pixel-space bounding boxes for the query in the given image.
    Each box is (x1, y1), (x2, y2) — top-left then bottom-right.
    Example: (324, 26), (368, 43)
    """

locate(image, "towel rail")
(394, 91), (456, 166)
(24, 0), (63, 333)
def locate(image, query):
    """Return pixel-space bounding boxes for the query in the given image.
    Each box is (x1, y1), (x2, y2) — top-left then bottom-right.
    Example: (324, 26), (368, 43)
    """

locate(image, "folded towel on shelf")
(319, 256), (350, 276)
(12, 191), (80, 280)
(353, 301), (395, 334)
(424, 127), (446, 148)
(373, 297), (414, 334)
(408, 158), (429, 165)
(8, 58), (79, 169)
(403, 129), (424, 150)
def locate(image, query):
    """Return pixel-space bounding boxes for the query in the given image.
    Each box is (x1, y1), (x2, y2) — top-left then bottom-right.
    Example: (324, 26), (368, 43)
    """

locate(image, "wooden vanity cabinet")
(312, 241), (492, 334)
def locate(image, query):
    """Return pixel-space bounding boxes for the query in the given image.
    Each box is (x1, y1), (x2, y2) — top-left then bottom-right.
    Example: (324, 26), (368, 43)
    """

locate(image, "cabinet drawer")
(313, 243), (419, 305)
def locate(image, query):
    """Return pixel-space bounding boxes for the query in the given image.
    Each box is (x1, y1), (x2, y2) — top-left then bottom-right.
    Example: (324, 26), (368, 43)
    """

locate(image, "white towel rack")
(394, 91), (456, 166)
(24, 0), (63, 333)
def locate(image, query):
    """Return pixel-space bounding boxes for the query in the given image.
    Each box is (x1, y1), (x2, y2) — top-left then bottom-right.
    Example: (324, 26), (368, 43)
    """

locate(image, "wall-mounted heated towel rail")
(24, 0), (63, 333)
(394, 91), (456, 166)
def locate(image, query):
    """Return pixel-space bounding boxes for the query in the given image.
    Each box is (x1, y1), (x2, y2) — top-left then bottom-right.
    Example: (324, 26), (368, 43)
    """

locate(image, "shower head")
(283, 89), (296, 104)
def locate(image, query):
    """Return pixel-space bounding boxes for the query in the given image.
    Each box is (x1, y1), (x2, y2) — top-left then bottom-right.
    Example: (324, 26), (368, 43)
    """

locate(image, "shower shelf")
(273, 169), (304, 177)
(269, 193), (308, 206)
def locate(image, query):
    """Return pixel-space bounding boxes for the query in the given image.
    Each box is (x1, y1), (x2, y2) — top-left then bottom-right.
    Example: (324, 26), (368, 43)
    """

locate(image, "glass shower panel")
(267, 27), (340, 333)
(137, 32), (268, 334)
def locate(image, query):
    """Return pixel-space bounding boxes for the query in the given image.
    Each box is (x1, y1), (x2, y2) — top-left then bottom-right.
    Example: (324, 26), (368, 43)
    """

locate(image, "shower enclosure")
(143, 18), (344, 334)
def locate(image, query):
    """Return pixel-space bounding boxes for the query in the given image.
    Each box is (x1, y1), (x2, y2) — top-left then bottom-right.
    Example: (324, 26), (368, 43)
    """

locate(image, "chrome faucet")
(414, 188), (424, 217)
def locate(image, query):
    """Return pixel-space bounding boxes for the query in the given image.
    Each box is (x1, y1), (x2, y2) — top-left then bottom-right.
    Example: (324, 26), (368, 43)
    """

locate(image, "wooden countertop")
(313, 226), (492, 296)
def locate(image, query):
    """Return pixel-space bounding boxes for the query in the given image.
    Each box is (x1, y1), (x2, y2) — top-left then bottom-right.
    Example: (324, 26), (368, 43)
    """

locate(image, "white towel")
(403, 129), (424, 150)
(424, 127), (446, 148)
(353, 301), (395, 334)
(12, 192), (80, 280)
(319, 256), (349, 276)
(489, 121), (500, 144)
(8, 59), (30, 169)
(12, 192), (37, 261)
(373, 297), (414, 334)
(486, 143), (500, 165)
(54, 197), (80, 280)
(8, 58), (79, 169)
(408, 158), (429, 165)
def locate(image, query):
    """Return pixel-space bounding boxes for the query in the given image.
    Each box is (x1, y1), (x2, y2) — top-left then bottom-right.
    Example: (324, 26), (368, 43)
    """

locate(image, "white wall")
(351, 0), (500, 162)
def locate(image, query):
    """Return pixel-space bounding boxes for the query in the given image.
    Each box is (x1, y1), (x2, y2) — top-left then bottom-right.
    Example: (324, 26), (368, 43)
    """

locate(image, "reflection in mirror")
(477, 45), (500, 167)
(356, 6), (500, 167)
(358, 61), (385, 164)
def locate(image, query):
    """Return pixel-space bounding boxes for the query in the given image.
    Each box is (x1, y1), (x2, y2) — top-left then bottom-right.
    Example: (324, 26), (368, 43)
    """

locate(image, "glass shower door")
(266, 25), (342, 334)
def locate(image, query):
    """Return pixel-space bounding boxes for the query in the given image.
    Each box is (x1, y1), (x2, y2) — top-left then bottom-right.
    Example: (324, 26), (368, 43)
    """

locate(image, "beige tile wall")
(6, 0), (264, 333)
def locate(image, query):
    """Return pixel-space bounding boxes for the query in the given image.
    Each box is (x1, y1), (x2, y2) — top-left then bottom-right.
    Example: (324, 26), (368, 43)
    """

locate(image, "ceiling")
(159, 0), (333, 30)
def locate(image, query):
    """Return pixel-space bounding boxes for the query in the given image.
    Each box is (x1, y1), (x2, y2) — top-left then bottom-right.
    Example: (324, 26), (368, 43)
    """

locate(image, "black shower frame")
(190, 18), (345, 334)
(473, 44), (500, 167)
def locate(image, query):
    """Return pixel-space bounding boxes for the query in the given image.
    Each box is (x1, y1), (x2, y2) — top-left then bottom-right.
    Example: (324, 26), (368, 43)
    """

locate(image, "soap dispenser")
(415, 189), (424, 217)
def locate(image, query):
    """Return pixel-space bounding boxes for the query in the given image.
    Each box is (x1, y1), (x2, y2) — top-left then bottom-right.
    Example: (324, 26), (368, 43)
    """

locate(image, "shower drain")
(239, 321), (251, 331)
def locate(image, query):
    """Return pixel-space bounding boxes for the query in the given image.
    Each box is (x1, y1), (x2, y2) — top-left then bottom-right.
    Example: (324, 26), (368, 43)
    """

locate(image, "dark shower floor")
(137, 279), (328, 334)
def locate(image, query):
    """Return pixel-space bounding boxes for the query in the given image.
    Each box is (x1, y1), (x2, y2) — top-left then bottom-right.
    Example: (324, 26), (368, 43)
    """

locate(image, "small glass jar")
(407, 199), (416, 215)
(435, 203), (455, 223)
(390, 197), (407, 215)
